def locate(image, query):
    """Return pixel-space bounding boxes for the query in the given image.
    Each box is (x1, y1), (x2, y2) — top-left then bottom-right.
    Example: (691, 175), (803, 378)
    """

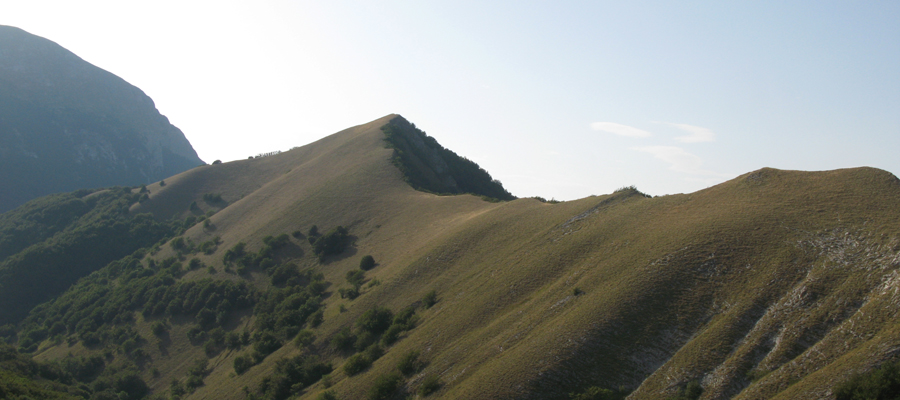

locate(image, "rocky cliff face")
(0, 25), (204, 213)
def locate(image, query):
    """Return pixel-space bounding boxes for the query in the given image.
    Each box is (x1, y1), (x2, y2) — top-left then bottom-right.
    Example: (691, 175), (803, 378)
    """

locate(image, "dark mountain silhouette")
(0, 25), (204, 213)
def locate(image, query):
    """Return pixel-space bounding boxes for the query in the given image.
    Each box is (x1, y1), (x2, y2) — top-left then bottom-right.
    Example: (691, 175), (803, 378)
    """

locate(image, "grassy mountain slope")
(4, 115), (900, 400)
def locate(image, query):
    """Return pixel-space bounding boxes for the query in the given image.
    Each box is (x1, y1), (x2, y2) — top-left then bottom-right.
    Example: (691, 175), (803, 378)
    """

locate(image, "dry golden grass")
(35, 115), (900, 400)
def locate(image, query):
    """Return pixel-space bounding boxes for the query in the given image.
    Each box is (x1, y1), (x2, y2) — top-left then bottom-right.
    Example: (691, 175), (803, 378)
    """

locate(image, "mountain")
(2, 115), (900, 400)
(0, 25), (204, 213)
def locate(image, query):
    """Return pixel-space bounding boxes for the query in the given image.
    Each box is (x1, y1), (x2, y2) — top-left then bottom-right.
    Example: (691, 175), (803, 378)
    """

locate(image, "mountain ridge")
(1, 115), (899, 400)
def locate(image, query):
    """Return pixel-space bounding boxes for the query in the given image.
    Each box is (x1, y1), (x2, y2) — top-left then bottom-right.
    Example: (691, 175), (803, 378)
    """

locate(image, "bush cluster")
(256, 355), (331, 400)
(359, 255), (376, 271)
(0, 343), (154, 400)
(310, 226), (350, 261)
(569, 386), (628, 400)
(223, 233), (295, 275)
(667, 381), (702, 400)
(334, 305), (420, 380)
(201, 193), (225, 205)
(231, 271), (328, 375)
(834, 359), (900, 400)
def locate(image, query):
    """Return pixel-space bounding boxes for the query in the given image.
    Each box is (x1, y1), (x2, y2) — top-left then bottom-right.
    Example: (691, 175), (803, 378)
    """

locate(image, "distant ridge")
(0, 25), (204, 213)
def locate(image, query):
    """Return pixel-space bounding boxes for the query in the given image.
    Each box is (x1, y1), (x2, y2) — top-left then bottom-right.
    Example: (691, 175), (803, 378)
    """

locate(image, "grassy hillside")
(3, 115), (900, 400)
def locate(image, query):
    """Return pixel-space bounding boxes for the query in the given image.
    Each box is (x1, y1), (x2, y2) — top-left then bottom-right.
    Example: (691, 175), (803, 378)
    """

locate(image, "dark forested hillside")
(0, 25), (204, 212)
(381, 116), (515, 201)
(0, 188), (185, 326)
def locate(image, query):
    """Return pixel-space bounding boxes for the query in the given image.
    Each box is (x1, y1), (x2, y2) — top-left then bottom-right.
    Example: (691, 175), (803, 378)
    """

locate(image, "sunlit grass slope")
(20, 114), (900, 400)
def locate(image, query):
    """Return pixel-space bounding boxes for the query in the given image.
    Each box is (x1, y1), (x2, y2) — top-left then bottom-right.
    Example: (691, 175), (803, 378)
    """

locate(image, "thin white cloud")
(662, 122), (717, 143)
(590, 122), (652, 138)
(632, 146), (728, 177)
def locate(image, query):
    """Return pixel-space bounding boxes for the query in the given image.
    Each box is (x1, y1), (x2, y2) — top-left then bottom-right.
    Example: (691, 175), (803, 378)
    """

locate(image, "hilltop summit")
(0, 25), (204, 212)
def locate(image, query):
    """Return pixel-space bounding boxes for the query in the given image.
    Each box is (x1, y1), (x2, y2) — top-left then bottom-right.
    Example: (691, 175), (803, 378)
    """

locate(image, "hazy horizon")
(2, 1), (897, 200)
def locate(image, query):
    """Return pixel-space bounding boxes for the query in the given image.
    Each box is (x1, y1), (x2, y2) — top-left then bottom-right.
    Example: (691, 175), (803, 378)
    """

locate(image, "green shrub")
(185, 374), (203, 392)
(265, 233), (291, 248)
(339, 287), (360, 300)
(356, 307), (393, 335)
(346, 270), (365, 287)
(570, 386), (626, 400)
(294, 330), (315, 348)
(380, 324), (404, 346)
(195, 308), (216, 329)
(393, 306), (417, 329)
(309, 310), (324, 328)
(397, 350), (421, 376)
(151, 321), (166, 337)
(317, 390), (337, 400)
(271, 264), (300, 286)
(226, 331), (243, 349)
(188, 358), (209, 377)
(234, 355), (253, 375)
(202, 193), (224, 205)
(343, 353), (371, 376)
(364, 343), (384, 362)
(368, 372), (403, 400)
(198, 239), (217, 254)
(253, 332), (282, 359)
(422, 290), (438, 308)
(312, 226), (350, 260)
(359, 255), (376, 271)
(835, 359), (900, 400)
(355, 331), (376, 352)
(418, 374), (441, 397)
(668, 381), (702, 400)
(170, 379), (185, 397)
(331, 327), (356, 351)
(187, 326), (206, 343)
(223, 242), (246, 264)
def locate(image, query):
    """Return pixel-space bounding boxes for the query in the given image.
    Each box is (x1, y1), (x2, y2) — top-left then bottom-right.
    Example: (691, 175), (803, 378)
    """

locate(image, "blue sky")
(2, 1), (898, 200)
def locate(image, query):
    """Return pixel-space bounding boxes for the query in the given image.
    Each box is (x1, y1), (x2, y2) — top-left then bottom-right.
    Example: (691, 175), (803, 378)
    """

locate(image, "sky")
(1, 1), (898, 200)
